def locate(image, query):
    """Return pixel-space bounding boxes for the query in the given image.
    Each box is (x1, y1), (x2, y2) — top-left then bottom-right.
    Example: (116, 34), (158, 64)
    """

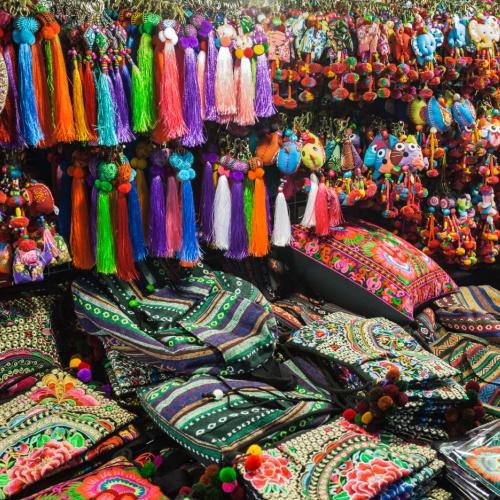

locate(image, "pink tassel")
(314, 177), (329, 236)
(215, 43), (237, 118)
(235, 55), (255, 126)
(328, 187), (344, 227)
(165, 175), (182, 256)
(197, 47), (206, 120)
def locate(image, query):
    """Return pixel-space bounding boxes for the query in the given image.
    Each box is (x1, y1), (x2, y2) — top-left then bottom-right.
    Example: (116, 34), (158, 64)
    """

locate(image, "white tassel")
(197, 49), (206, 120)
(212, 174), (231, 250)
(302, 173), (319, 227)
(215, 46), (237, 116)
(272, 188), (292, 247)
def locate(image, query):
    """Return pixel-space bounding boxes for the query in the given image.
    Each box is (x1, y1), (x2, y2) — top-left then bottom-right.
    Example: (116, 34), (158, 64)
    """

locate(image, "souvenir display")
(0, 0), (497, 498)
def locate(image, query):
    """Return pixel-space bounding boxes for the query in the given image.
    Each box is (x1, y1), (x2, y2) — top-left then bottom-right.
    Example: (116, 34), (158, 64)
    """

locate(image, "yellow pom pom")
(234, 48), (244, 59)
(247, 444), (262, 456)
(69, 357), (82, 369)
(130, 158), (138, 168)
(361, 411), (373, 425)
(136, 159), (147, 170)
(254, 44), (265, 56)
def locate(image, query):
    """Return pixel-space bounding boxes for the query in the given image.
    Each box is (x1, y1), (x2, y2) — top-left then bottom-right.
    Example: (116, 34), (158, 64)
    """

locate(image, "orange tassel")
(32, 41), (53, 146)
(248, 166), (269, 257)
(68, 163), (95, 270)
(72, 59), (92, 141)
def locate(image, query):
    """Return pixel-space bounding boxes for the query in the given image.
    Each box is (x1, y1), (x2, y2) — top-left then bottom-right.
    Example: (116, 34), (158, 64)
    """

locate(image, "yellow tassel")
(72, 60), (91, 141)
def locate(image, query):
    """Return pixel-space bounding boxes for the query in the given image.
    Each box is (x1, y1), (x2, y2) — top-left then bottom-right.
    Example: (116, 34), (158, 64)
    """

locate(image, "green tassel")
(96, 190), (116, 274)
(137, 32), (156, 131)
(131, 62), (148, 133)
(243, 178), (254, 239)
(44, 41), (55, 128)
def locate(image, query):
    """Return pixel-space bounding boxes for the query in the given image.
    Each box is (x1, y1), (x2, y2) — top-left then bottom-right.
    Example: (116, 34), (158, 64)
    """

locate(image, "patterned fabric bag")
(138, 371), (334, 464)
(238, 417), (444, 499)
(0, 370), (135, 498)
(72, 261), (276, 382)
(0, 293), (62, 397)
(25, 456), (169, 499)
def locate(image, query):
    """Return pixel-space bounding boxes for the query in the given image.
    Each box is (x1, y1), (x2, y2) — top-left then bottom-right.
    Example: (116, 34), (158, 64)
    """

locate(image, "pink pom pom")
(222, 480), (238, 493)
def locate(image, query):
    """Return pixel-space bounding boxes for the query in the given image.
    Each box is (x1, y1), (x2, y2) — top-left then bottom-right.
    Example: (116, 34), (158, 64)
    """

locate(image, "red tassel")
(116, 185), (138, 281)
(82, 60), (97, 140)
(328, 187), (344, 227)
(314, 177), (329, 236)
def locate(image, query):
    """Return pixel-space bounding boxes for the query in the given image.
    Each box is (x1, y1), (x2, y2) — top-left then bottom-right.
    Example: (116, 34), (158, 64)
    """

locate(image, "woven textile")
(72, 261), (276, 380)
(291, 222), (456, 320)
(0, 370), (135, 498)
(239, 417), (443, 499)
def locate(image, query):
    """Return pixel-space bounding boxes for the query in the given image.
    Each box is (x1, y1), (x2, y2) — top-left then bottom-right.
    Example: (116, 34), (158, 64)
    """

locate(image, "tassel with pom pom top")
(248, 158), (269, 257)
(82, 56), (97, 141)
(215, 24), (237, 119)
(200, 151), (218, 243)
(314, 175), (329, 236)
(128, 171), (147, 263)
(170, 150), (201, 265)
(70, 51), (92, 142)
(32, 37), (53, 146)
(95, 161), (117, 274)
(234, 39), (256, 126)
(204, 28), (218, 121)
(96, 55), (118, 147)
(130, 142), (151, 241)
(328, 186), (344, 228)
(253, 27), (276, 118)
(112, 58), (135, 143)
(13, 16), (44, 146)
(212, 165), (232, 251)
(272, 184), (292, 247)
(302, 173), (319, 228)
(197, 42), (207, 120)
(165, 175), (182, 257)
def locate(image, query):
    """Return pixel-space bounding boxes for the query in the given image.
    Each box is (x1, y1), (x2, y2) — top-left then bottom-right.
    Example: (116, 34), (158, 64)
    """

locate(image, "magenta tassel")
(225, 171), (248, 260)
(3, 47), (25, 148)
(254, 54), (276, 118)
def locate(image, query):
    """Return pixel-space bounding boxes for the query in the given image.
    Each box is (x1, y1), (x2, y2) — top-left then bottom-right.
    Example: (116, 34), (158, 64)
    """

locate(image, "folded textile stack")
(439, 420), (500, 499)
(286, 312), (480, 440)
(238, 417), (444, 499)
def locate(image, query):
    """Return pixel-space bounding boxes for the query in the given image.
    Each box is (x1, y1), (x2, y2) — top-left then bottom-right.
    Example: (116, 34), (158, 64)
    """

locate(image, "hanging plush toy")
(300, 131), (326, 171)
(277, 129), (302, 175)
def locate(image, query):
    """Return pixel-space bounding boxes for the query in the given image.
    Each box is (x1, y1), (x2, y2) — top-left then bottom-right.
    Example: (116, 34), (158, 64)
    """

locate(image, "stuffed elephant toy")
(468, 16), (499, 58)
(448, 15), (467, 51)
(411, 28), (444, 66)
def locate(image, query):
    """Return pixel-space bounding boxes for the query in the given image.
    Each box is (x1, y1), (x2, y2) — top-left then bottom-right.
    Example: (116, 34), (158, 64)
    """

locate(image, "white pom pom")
(158, 30), (166, 43)
(272, 190), (292, 247)
(164, 27), (178, 45)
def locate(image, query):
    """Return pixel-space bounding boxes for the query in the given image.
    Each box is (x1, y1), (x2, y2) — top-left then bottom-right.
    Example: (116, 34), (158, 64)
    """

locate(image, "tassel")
(57, 162), (72, 240)
(314, 177), (329, 236)
(204, 30), (218, 121)
(243, 177), (254, 238)
(88, 156), (98, 258)
(148, 150), (168, 257)
(248, 166), (269, 257)
(68, 162), (94, 269)
(200, 159), (216, 243)
(72, 58), (92, 142)
(120, 59), (132, 103)
(215, 40), (237, 117)
(13, 18), (44, 146)
(226, 170), (248, 260)
(116, 164), (138, 281)
(170, 151), (201, 264)
(131, 154), (149, 240)
(45, 26), (75, 142)
(96, 69), (118, 146)
(113, 66), (135, 143)
(128, 178), (147, 262)
(181, 38), (205, 147)
(272, 186), (292, 247)
(328, 187), (344, 227)
(197, 45), (206, 120)
(302, 173), (319, 228)
(235, 53), (255, 126)
(32, 41), (53, 145)
(212, 169), (232, 250)
(95, 162), (117, 274)
(42, 224), (58, 264)
(254, 37), (275, 118)
(131, 61), (148, 132)
(165, 176), (182, 257)
(155, 26), (186, 141)
(82, 59), (97, 140)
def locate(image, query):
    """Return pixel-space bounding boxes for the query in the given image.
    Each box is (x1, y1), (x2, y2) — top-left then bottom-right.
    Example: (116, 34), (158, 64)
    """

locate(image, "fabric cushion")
(25, 456), (169, 499)
(291, 222), (456, 321)
(0, 370), (135, 498)
(0, 294), (61, 396)
(239, 417), (444, 499)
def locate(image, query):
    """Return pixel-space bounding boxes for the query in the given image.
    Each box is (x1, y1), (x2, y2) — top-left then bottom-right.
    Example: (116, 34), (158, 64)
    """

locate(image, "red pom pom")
(19, 239), (37, 252)
(383, 384), (400, 399)
(243, 47), (254, 58)
(465, 381), (480, 393)
(355, 400), (369, 414)
(244, 454), (262, 472)
(79, 361), (91, 370)
(397, 392), (409, 407)
(179, 486), (192, 495)
(343, 409), (356, 421)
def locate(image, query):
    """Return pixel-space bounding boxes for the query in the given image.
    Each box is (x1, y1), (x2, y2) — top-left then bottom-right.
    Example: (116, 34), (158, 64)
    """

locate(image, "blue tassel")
(57, 162), (72, 240)
(178, 180), (201, 263)
(128, 179), (147, 261)
(18, 44), (43, 146)
(96, 71), (118, 146)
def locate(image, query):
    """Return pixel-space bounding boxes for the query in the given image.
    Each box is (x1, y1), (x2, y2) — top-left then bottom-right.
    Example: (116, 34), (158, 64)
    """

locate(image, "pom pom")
(386, 366), (401, 381)
(140, 461), (157, 478)
(244, 454), (262, 472)
(466, 390), (479, 402)
(462, 408), (476, 422)
(222, 480), (238, 494)
(377, 396), (394, 411)
(397, 392), (409, 406)
(354, 414), (362, 425)
(361, 411), (373, 425)
(179, 486), (192, 495)
(383, 384), (400, 399)
(465, 381), (480, 393)
(355, 401), (369, 414)
(246, 444), (262, 456)
(78, 361), (91, 370)
(368, 387), (384, 401)
(219, 467), (236, 483)
(444, 408), (459, 423)
(77, 368), (92, 383)
(69, 356), (82, 369)
(343, 409), (356, 421)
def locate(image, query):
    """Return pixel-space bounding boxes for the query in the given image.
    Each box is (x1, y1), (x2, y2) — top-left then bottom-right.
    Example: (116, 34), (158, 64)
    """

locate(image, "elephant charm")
(468, 16), (499, 59)
(448, 15), (468, 56)
(411, 28), (443, 67)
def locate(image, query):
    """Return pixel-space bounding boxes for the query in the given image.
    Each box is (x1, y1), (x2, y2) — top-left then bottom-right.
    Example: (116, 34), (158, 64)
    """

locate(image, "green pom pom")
(146, 283), (156, 292)
(346, 56), (357, 67)
(98, 162), (117, 182)
(354, 414), (362, 425)
(219, 467), (236, 483)
(140, 461), (156, 478)
(128, 298), (139, 308)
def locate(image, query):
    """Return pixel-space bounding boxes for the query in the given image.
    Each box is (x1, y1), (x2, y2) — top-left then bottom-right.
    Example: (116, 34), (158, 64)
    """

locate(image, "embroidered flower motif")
(344, 457), (409, 499)
(244, 453), (293, 493)
(5, 440), (81, 495)
(75, 466), (166, 499)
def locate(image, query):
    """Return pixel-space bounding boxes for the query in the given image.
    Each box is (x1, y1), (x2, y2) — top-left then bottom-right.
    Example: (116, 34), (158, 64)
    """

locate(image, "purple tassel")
(120, 62), (132, 102)
(225, 171), (248, 260)
(147, 150), (169, 257)
(181, 41), (205, 147)
(200, 160), (215, 243)
(3, 47), (25, 149)
(254, 54), (276, 118)
(204, 30), (218, 121)
(113, 67), (135, 143)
